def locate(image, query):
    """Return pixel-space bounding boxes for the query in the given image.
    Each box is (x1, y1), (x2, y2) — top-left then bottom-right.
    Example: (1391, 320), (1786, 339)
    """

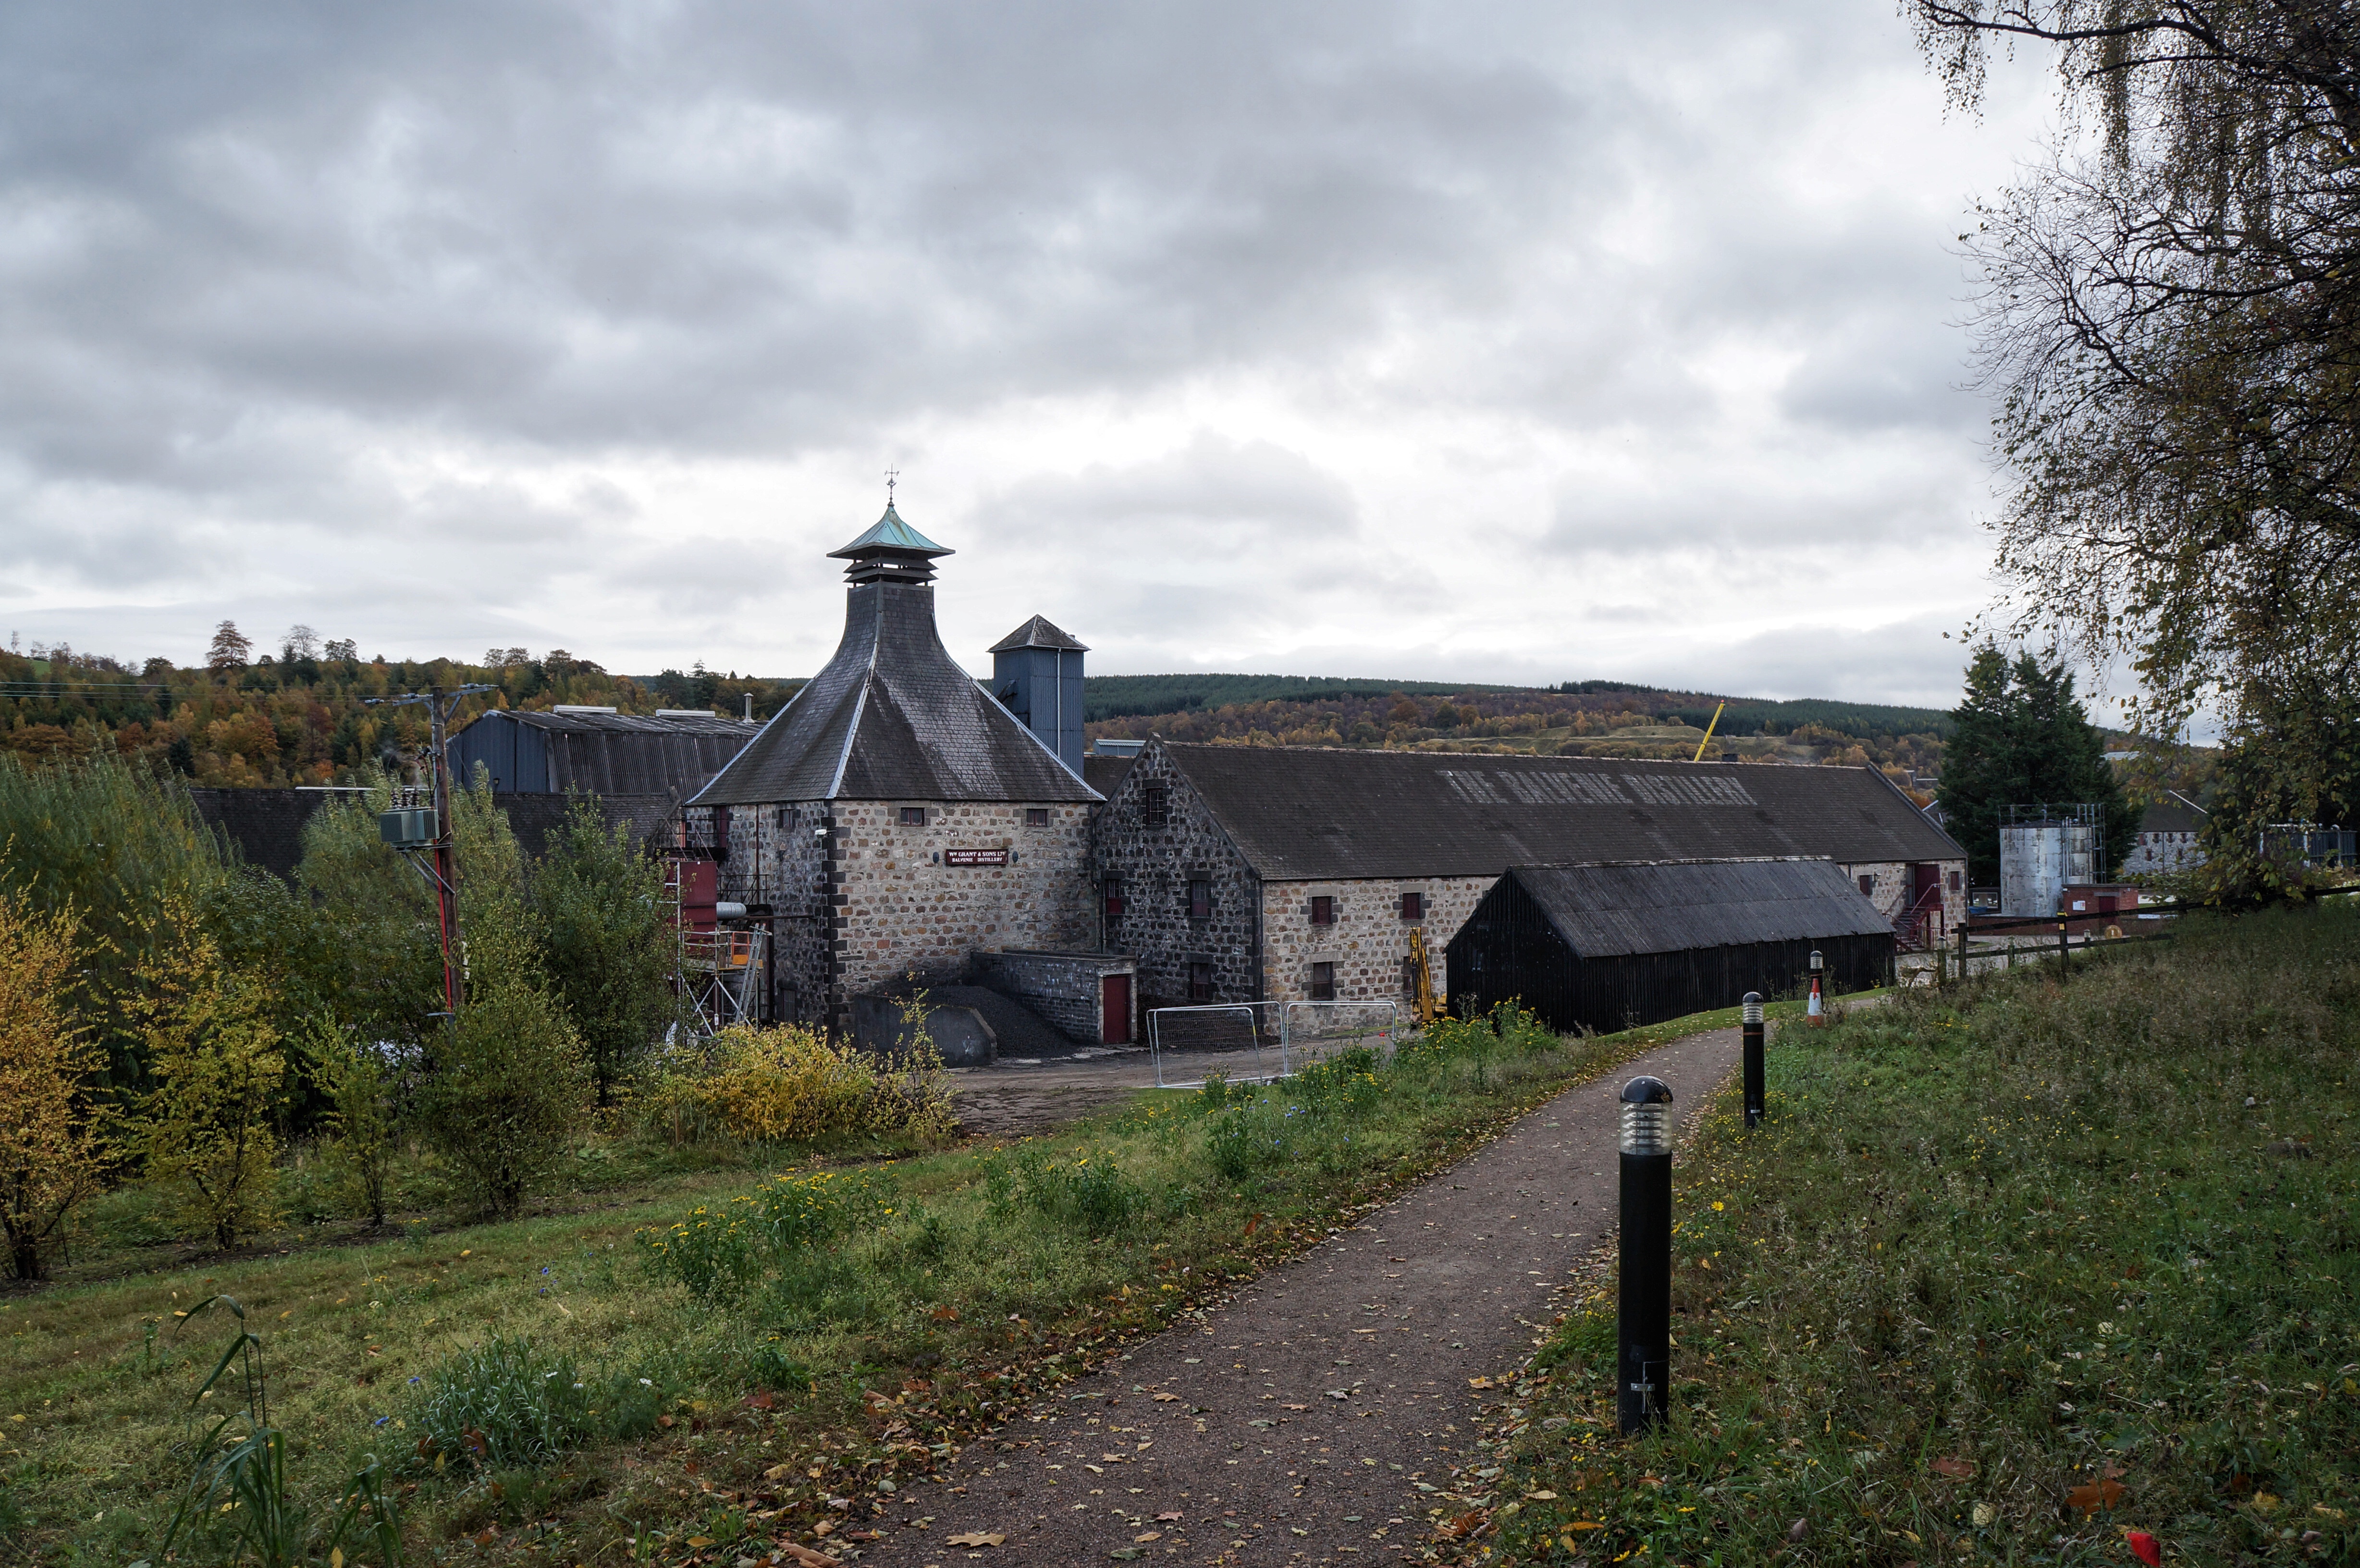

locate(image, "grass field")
(0, 998), (1804, 1566)
(1484, 902), (2360, 1567)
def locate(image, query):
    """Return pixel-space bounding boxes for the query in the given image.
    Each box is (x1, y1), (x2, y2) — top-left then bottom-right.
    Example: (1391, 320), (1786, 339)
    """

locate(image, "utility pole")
(369, 683), (493, 1017)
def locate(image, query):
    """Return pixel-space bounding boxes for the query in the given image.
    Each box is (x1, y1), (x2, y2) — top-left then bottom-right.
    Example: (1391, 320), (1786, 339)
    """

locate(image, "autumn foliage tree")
(0, 898), (113, 1281)
(135, 915), (286, 1249)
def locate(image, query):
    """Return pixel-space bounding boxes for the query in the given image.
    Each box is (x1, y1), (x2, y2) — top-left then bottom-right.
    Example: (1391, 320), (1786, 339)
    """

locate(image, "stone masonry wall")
(1844, 858), (1968, 937)
(1259, 875), (1495, 1008)
(1089, 747), (1262, 1012)
(823, 800), (1096, 1032)
(716, 803), (831, 1027)
(972, 949), (1136, 1044)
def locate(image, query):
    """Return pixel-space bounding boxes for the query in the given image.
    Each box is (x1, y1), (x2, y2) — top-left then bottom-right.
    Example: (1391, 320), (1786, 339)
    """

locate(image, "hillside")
(1081, 677), (1954, 796)
(2, 628), (1953, 796)
(0, 638), (801, 788)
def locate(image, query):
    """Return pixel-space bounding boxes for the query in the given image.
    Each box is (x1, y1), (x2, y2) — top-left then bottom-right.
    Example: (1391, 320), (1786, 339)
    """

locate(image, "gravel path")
(862, 1027), (1742, 1568)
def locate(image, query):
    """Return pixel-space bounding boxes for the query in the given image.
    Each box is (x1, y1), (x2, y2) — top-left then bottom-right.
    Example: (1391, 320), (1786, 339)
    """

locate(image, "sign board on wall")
(945, 848), (1009, 867)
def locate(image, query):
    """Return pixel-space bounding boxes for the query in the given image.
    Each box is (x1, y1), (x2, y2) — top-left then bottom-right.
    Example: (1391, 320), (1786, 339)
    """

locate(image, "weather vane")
(885, 468), (899, 506)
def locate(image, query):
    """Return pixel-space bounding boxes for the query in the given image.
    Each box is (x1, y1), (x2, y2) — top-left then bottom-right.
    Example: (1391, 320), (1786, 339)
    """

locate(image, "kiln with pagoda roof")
(688, 504), (1109, 1038)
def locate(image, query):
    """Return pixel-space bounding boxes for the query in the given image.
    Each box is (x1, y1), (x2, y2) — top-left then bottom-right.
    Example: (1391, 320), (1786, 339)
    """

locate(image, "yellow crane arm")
(1407, 927), (1440, 1024)
(1692, 700), (1727, 763)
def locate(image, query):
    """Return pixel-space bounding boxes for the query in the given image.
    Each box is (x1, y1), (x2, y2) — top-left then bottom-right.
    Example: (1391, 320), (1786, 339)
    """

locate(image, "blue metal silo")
(989, 615), (1088, 774)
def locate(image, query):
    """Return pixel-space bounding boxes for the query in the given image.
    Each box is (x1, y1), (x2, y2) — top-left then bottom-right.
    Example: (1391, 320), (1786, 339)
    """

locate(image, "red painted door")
(1912, 862), (1943, 911)
(1101, 974), (1132, 1044)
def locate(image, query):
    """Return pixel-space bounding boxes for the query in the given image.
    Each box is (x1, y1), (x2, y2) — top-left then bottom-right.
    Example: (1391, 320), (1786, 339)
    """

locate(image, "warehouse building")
(1446, 858), (1894, 1034)
(444, 706), (753, 796)
(1090, 741), (1964, 1015)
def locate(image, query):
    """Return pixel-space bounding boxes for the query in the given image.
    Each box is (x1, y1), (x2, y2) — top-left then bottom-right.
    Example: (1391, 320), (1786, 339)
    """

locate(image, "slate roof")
(2139, 799), (2207, 835)
(1083, 754), (1136, 797)
(1506, 858), (1893, 958)
(693, 581), (1099, 805)
(1152, 743), (1964, 880)
(990, 614), (1089, 653)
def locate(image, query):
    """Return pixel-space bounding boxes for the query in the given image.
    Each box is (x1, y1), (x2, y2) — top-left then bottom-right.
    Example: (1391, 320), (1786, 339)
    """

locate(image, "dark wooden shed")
(1445, 857), (1893, 1035)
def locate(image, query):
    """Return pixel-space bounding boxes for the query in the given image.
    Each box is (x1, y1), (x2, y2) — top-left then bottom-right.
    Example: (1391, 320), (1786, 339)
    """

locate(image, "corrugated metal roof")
(1510, 858), (1893, 957)
(447, 709), (752, 796)
(1151, 742), (1965, 879)
(692, 582), (1099, 805)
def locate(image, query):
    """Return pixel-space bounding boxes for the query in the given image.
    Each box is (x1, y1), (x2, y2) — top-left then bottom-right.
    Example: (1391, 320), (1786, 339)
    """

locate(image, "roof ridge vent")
(551, 704), (619, 714)
(654, 708), (719, 718)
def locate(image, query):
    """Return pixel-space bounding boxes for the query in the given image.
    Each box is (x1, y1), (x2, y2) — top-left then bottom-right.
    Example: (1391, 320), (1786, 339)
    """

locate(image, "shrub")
(638, 1024), (955, 1147)
(307, 1022), (402, 1229)
(0, 898), (112, 1280)
(407, 1335), (614, 1470)
(135, 919), (285, 1249)
(997, 1146), (1148, 1236)
(414, 978), (588, 1221)
(636, 1169), (896, 1303)
(531, 797), (682, 1106)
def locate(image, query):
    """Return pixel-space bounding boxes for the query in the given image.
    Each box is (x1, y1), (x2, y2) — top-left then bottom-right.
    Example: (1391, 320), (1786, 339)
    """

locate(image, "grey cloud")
(971, 434), (1361, 547)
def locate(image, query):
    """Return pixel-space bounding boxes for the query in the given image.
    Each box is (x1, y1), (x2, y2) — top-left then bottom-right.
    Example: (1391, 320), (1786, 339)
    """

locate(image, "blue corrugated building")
(445, 707), (753, 796)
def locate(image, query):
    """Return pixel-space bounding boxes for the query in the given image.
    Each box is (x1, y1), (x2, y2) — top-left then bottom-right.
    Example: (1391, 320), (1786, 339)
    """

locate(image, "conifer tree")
(1936, 645), (2134, 885)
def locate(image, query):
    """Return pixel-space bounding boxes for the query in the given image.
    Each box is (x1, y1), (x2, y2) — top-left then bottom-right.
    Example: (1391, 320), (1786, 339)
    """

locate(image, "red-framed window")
(1400, 891), (1423, 921)
(1103, 876), (1124, 917)
(1310, 895), (1335, 926)
(1188, 879), (1211, 919)
(1310, 961), (1336, 1001)
(1189, 961), (1214, 1002)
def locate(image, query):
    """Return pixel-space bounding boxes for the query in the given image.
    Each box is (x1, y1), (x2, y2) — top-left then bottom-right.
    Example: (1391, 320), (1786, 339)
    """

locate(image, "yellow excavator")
(1406, 928), (1442, 1025)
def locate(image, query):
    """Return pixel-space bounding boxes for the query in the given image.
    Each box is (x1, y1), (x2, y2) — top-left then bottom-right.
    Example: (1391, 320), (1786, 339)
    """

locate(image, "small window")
(1400, 891), (1424, 922)
(1948, 869), (1962, 891)
(1189, 960), (1213, 1003)
(774, 806), (795, 830)
(1310, 895), (1335, 926)
(1142, 783), (1169, 828)
(1310, 961), (1336, 1002)
(1103, 876), (1124, 918)
(1858, 874), (1875, 898)
(1188, 879), (1211, 920)
(900, 806), (926, 827)
(1026, 807), (1050, 828)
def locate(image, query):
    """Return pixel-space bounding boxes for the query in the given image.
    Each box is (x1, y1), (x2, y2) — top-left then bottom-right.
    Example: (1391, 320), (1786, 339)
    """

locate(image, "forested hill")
(2, 627), (1954, 791)
(1081, 674), (1956, 788)
(1083, 673), (1952, 736)
(0, 639), (801, 788)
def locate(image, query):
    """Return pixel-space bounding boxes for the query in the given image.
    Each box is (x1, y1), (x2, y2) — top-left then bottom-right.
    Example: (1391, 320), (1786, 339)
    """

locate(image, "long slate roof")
(1504, 858), (1893, 958)
(446, 709), (753, 796)
(1154, 743), (1964, 879)
(693, 581), (1098, 805)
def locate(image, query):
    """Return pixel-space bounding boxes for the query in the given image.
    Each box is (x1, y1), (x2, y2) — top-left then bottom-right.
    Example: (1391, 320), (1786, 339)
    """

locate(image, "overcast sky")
(0, 0), (2067, 710)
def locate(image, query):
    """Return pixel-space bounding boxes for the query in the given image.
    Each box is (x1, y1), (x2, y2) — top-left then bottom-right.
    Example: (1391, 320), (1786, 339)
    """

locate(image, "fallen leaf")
(765, 1462), (797, 1482)
(1467, 1377), (1494, 1389)
(777, 1543), (839, 1568)
(1152, 1393), (1180, 1402)
(1567, 1522), (1602, 1532)
(1133, 1532), (1162, 1542)
(1282, 1403), (1308, 1411)
(2123, 1530), (2161, 1567)
(2251, 1493), (2280, 1514)
(657, 1414), (676, 1430)
(1930, 1457), (1975, 1481)
(687, 1538), (714, 1549)
(1325, 1390), (1350, 1400)
(2066, 1478), (2126, 1514)
(1108, 1550), (1146, 1561)
(931, 1306), (961, 1323)
(1155, 1512), (1183, 1523)
(746, 1390), (776, 1410)
(1524, 1491), (1557, 1501)
(473, 1527), (499, 1546)
(945, 1533), (1005, 1548)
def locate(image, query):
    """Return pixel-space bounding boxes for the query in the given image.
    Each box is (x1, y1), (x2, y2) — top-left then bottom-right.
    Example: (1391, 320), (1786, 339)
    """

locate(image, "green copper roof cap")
(828, 503), (952, 561)
(829, 502), (953, 584)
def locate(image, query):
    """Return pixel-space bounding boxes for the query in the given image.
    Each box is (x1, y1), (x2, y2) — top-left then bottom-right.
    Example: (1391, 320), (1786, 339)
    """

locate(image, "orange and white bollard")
(1806, 948), (1826, 1026)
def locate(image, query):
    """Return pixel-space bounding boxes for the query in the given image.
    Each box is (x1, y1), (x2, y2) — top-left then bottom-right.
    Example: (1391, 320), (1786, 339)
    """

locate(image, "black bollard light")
(1617, 1075), (1674, 1435)
(1742, 992), (1765, 1129)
